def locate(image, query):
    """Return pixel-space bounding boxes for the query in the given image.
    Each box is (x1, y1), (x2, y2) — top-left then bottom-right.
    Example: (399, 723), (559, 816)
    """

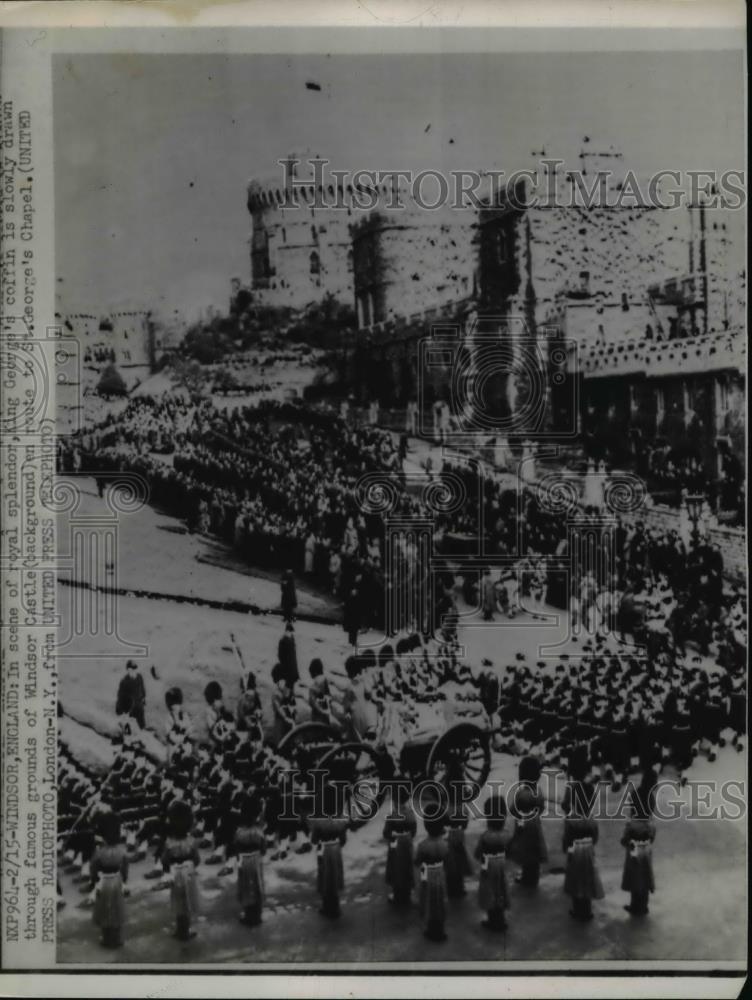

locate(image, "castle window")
(310, 251), (320, 275)
(282, 227), (287, 242)
(718, 377), (729, 411)
(496, 227), (508, 264)
(358, 295), (371, 328)
(251, 232), (273, 283)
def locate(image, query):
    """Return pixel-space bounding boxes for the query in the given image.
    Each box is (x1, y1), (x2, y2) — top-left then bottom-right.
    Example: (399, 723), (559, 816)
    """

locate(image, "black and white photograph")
(0, 5), (747, 988)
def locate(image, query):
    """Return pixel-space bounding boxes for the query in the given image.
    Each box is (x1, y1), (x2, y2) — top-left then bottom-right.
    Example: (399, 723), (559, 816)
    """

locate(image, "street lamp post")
(684, 492), (705, 544)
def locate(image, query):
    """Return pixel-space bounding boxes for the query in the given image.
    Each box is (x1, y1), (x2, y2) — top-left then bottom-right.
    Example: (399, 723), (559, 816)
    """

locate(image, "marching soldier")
(509, 763), (548, 888)
(308, 659), (332, 725)
(204, 681), (238, 750)
(621, 778), (657, 917)
(590, 695), (610, 780)
(701, 675), (726, 762)
(383, 786), (417, 906)
(554, 693), (576, 771)
(444, 798), (473, 899)
(415, 812), (450, 942)
(230, 794), (266, 926)
(165, 687), (189, 739)
(277, 621), (299, 687)
(671, 693), (693, 786)
(208, 759), (242, 870)
(727, 667), (746, 752)
(270, 665), (297, 746)
(517, 677), (542, 753)
(606, 700), (630, 792)
(162, 799), (201, 941)
(309, 783), (349, 919)
(562, 781), (604, 921)
(475, 794), (510, 933)
(90, 811), (129, 949)
(235, 673), (263, 738)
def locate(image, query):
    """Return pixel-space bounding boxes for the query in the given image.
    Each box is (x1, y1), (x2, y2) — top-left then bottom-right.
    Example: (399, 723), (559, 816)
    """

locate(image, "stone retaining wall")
(620, 503), (746, 582)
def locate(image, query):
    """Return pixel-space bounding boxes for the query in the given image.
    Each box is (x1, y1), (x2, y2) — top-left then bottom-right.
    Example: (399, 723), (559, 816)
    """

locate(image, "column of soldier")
(57, 740), (665, 947)
(58, 611), (745, 951)
(60, 392), (739, 669)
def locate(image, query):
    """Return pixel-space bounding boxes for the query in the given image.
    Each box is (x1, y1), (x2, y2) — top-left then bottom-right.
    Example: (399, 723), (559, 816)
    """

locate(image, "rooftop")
(577, 327), (745, 378)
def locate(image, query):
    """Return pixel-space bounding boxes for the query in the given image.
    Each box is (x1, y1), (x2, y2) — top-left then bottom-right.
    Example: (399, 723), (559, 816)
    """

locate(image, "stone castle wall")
(247, 158), (745, 337)
(350, 203), (476, 328)
(247, 179), (354, 310)
(510, 202), (743, 336)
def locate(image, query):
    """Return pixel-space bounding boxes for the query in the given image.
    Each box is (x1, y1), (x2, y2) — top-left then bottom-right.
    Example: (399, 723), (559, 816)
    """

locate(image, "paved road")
(56, 478), (747, 965)
(58, 757), (746, 965)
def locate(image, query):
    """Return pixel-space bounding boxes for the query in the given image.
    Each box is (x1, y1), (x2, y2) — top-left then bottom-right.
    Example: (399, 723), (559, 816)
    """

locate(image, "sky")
(54, 48), (745, 322)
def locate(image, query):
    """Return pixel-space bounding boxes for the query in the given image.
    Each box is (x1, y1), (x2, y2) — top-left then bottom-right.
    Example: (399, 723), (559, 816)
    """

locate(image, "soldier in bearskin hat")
(382, 780), (418, 906)
(414, 805), (449, 942)
(162, 799), (201, 941)
(474, 793), (511, 932)
(620, 770), (657, 916)
(508, 757), (548, 888)
(444, 791), (473, 899)
(90, 811), (129, 948)
(562, 780), (604, 921)
(308, 782), (349, 919)
(230, 793), (266, 926)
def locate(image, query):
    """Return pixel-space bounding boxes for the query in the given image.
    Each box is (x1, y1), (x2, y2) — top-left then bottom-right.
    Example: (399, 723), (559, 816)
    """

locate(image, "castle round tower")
(247, 155), (355, 311)
(350, 197), (477, 329)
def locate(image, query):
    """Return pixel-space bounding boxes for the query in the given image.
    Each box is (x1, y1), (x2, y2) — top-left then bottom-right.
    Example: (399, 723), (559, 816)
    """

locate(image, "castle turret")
(350, 198), (477, 329)
(246, 154), (354, 310)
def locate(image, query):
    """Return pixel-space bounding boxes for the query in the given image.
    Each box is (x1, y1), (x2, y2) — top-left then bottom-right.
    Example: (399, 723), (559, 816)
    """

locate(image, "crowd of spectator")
(58, 394), (743, 653)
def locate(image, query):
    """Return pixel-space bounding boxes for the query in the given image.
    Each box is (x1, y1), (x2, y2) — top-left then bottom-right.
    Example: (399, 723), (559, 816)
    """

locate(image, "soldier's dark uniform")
(508, 780), (548, 889)
(621, 816), (656, 916)
(115, 663), (146, 730)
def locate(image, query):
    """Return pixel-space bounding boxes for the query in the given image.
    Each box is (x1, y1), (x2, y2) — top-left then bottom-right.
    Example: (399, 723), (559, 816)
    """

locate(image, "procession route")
(55, 480), (747, 965)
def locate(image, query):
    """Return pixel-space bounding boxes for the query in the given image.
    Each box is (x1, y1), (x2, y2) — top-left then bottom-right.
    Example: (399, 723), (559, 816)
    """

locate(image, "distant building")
(574, 324), (745, 481)
(477, 176), (742, 334)
(106, 308), (156, 369)
(528, 194), (746, 478)
(346, 166), (745, 484)
(55, 279), (158, 392)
